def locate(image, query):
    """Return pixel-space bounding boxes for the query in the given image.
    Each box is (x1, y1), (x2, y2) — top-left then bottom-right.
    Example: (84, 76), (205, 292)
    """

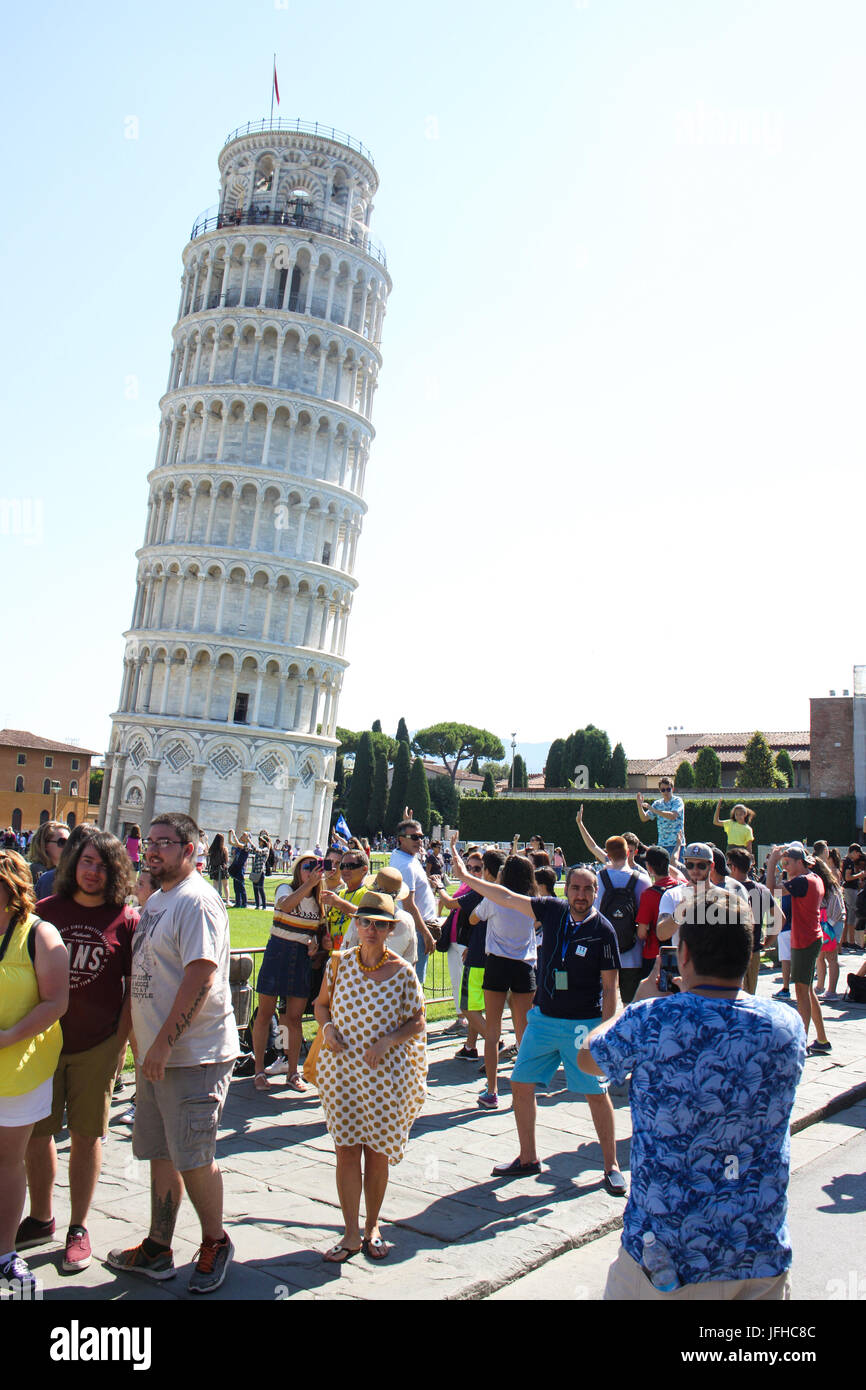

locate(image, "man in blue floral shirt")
(578, 886), (805, 1300)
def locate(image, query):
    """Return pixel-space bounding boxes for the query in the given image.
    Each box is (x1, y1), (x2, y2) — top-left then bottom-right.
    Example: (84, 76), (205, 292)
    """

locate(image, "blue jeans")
(415, 931), (427, 985)
(252, 877), (266, 909)
(231, 874), (247, 908)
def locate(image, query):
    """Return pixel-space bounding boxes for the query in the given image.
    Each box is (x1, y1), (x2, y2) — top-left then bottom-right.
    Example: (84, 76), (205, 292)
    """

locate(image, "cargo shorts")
(132, 1061), (233, 1172)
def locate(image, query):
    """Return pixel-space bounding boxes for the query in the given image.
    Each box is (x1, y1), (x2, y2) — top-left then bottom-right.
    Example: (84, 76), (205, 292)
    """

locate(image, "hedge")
(458, 797), (857, 862)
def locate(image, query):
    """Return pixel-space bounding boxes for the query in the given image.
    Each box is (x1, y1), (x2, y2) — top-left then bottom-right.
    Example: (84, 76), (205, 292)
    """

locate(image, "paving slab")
(22, 957), (866, 1302)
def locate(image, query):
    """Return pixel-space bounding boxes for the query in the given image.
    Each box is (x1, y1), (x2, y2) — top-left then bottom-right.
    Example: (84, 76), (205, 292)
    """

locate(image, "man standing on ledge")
(637, 779), (685, 863)
(106, 812), (238, 1294)
(451, 836), (626, 1195)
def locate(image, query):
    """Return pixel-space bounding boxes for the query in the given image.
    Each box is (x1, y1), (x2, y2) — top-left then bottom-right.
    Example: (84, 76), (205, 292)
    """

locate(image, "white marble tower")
(103, 118), (390, 846)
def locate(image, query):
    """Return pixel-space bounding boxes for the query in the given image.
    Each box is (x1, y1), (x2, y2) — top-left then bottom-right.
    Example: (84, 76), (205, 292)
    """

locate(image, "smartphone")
(658, 946), (679, 994)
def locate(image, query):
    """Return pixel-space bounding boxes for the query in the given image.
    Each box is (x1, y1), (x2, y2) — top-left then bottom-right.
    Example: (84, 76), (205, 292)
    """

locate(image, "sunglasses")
(341, 860), (365, 869)
(404, 833), (423, 841)
(685, 861), (710, 870)
(48, 837), (70, 847)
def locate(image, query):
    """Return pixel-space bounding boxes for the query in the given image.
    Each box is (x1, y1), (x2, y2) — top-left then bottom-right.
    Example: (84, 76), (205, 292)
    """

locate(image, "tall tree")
(385, 740), (411, 833)
(775, 749), (794, 788)
(429, 774), (460, 827)
(333, 754), (346, 804)
(469, 753), (480, 775)
(89, 768), (104, 804)
(335, 726), (361, 756)
(412, 722), (504, 783)
(407, 757), (432, 835)
(345, 731), (374, 834)
(583, 727), (612, 787)
(367, 750), (388, 836)
(512, 754), (528, 789)
(482, 769), (496, 798)
(737, 732), (785, 788)
(609, 742), (627, 789)
(544, 738), (565, 789)
(693, 746), (722, 788)
(371, 718), (382, 734)
(395, 717), (411, 745)
(674, 760), (695, 789)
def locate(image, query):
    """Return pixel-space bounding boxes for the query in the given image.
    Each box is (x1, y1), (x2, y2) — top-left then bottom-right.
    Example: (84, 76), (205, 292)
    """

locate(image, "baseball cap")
(684, 842), (713, 863)
(711, 847), (727, 877)
(784, 841), (813, 864)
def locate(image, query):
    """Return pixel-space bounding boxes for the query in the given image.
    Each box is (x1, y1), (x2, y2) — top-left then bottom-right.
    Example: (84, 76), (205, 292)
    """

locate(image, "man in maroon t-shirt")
(766, 842), (829, 1056)
(17, 828), (137, 1273)
(635, 846), (679, 978)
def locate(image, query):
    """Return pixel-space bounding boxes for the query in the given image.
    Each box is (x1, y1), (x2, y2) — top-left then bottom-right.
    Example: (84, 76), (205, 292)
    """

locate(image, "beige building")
(0, 730), (97, 834)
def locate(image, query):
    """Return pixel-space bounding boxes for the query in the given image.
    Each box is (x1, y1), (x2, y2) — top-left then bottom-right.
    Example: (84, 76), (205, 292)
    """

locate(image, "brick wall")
(810, 696), (854, 798)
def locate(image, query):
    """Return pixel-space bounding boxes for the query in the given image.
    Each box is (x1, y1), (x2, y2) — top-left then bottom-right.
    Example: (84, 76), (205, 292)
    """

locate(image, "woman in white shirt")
(470, 854), (538, 1110)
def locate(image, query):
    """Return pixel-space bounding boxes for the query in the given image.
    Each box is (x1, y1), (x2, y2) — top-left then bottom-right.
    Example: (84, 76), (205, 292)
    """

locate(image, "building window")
(43, 779), (51, 795)
(70, 781), (79, 797)
(233, 693), (249, 724)
(17, 753), (25, 765)
(15, 776), (24, 793)
(71, 759), (80, 771)
(44, 756), (53, 769)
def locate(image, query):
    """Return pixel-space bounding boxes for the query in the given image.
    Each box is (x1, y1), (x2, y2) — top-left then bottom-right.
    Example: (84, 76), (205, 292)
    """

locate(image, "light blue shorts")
(511, 1007), (608, 1095)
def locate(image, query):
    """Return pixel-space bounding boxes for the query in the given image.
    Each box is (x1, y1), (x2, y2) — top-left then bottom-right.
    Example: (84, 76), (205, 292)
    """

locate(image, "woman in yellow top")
(0, 850), (68, 1291)
(713, 801), (756, 850)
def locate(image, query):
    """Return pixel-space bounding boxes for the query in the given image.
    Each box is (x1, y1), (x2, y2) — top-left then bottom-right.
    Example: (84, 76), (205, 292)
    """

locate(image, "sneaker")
(772, 988), (791, 999)
(454, 1046), (479, 1060)
(806, 1040), (832, 1056)
(499, 1043), (519, 1061)
(0, 1253), (38, 1296)
(117, 1104), (136, 1126)
(264, 1056), (289, 1076)
(188, 1233), (234, 1294)
(477, 1091), (499, 1110)
(15, 1215), (55, 1250)
(63, 1226), (92, 1272)
(106, 1241), (176, 1281)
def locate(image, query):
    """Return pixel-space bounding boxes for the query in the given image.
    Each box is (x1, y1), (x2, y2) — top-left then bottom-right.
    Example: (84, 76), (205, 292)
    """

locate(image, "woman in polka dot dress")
(314, 891), (427, 1263)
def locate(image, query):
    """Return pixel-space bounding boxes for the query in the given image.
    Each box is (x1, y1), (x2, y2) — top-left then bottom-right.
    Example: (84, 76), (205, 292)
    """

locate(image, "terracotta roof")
(675, 731), (809, 750)
(0, 729), (98, 756)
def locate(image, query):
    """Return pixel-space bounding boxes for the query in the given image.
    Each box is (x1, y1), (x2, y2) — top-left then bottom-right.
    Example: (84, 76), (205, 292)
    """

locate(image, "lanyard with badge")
(554, 908), (588, 990)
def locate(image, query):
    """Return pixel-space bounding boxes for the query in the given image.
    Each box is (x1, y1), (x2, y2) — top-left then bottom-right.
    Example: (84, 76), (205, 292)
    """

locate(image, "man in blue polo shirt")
(450, 838), (626, 1195)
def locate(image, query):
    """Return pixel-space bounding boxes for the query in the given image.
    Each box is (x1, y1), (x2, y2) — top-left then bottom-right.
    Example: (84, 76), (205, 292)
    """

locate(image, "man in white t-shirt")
(657, 843), (749, 947)
(107, 812), (238, 1295)
(389, 820), (439, 983)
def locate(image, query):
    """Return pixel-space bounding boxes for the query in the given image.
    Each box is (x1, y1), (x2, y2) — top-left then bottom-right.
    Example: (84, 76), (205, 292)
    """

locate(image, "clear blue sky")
(2, 0), (863, 770)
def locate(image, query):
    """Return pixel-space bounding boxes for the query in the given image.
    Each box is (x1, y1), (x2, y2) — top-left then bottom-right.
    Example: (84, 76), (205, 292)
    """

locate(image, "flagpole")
(270, 53), (275, 122)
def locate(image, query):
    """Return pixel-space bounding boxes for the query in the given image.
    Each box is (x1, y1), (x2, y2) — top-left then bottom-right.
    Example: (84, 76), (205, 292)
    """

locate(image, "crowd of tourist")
(1, 800), (865, 1301)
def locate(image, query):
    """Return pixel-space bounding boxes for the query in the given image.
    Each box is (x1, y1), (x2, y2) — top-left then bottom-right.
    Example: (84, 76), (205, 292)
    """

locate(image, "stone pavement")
(24, 952), (866, 1303)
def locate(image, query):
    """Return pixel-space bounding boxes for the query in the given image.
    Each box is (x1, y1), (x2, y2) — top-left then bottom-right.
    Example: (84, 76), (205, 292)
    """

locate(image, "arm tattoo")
(167, 980), (210, 1047)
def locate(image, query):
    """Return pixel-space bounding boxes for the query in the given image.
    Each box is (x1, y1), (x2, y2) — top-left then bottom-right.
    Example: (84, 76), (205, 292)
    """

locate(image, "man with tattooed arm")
(106, 812), (237, 1293)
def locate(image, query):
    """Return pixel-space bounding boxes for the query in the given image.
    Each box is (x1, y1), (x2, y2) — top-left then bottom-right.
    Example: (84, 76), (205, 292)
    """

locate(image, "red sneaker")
(63, 1226), (92, 1272)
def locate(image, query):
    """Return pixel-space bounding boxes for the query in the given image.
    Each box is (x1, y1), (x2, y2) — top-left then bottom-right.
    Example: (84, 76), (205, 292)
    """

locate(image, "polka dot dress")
(316, 948), (428, 1165)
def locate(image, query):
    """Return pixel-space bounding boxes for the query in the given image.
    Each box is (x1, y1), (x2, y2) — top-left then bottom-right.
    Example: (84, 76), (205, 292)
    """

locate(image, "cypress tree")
(512, 754), (528, 789)
(470, 753), (480, 775)
(482, 769), (496, 797)
(609, 742), (627, 788)
(407, 757), (432, 835)
(736, 732), (778, 789)
(345, 731), (374, 835)
(395, 717), (411, 745)
(693, 746), (722, 789)
(674, 760), (695, 789)
(367, 750), (388, 836)
(372, 718), (382, 733)
(544, 738), (565, 788)
(385, 740), (411, 833)
(775, 749), (794, 788)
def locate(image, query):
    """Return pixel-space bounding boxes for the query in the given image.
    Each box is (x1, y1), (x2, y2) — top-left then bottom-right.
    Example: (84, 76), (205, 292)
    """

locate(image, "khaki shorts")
(132, 1061), (233, 1172)
(32, 1031), (122, 1140)
(603, 1245), (790, 1301)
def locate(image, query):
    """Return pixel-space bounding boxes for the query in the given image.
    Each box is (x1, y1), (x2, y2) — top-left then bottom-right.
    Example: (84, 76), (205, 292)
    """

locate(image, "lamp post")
(510, 732), (517, 790)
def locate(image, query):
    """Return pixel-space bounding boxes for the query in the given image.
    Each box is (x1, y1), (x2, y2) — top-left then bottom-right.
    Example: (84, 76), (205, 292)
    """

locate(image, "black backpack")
(599, 869), (640, 953)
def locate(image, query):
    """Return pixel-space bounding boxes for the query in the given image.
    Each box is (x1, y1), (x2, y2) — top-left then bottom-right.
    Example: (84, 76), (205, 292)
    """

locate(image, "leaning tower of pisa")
(102, 118), (390, 847)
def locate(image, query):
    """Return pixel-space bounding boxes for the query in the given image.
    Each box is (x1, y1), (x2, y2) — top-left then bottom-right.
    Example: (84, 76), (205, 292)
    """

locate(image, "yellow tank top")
(0, 914), (63, 1097)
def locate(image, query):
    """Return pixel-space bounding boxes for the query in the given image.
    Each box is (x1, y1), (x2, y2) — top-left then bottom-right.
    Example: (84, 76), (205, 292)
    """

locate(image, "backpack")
(599, 869), (640, 953)
(846, 972), (866, 1005)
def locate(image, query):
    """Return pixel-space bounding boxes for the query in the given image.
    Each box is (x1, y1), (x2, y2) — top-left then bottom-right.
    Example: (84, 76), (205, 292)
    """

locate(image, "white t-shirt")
(131, 872), (238, 1067)
(657, 879), (749, 947)
(475, 897), (537, 963)
(389, 849), (438, 924)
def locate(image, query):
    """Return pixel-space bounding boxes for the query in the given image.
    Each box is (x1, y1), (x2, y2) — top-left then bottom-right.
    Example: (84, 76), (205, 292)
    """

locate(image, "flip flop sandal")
(286, 1073), (308, 1092)
(253, 1073), (272, 1092)
(362, 1236), (393, 1261)
(323, 1244), (361, 1263)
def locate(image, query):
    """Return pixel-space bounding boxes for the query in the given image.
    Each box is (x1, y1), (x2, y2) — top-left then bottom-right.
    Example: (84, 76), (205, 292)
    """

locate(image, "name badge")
(575, 944), (587, 957)
(554, 970), (569, 990)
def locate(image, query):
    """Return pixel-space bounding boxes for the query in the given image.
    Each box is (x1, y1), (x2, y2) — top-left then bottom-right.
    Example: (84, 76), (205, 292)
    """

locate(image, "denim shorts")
(511, 1007), (608, 1095)
(256, 935), (311, 1001)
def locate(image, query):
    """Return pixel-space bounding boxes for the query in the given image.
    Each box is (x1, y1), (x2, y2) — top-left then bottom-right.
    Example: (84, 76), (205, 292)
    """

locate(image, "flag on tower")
(273, 60), (280, 106)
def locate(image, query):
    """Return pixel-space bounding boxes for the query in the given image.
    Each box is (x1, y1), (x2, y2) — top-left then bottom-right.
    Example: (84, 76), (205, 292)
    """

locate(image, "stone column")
(99, 754), (115, 832)
(312, 778), (330, 847)
(142, 759), (162, 831)
(279, 775), (298, 840)
(188, 764), (207, 827)
(237, 769), (257, 830)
